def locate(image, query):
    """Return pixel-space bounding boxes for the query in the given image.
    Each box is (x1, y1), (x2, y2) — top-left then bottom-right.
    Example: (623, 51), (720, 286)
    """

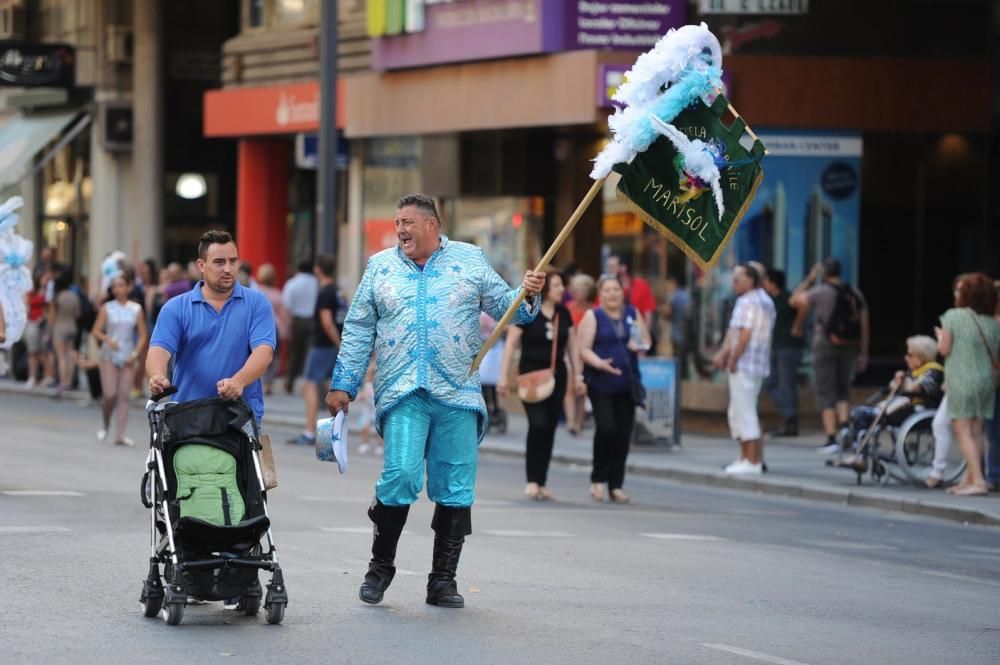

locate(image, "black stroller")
(139, 388), (288, 625)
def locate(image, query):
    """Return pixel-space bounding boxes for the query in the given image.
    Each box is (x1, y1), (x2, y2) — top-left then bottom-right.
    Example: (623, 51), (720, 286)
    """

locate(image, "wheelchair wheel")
(872, 427), (909, 483)
(895, 410), (965, 485)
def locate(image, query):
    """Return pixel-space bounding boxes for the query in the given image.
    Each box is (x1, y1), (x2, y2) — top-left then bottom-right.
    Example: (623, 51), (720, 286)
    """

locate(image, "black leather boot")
(359, 499), (410, 605)
(426, 504), (472, 609)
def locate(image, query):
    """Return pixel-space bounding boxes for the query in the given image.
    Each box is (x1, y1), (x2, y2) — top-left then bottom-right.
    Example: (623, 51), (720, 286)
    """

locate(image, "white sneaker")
(724, 459), (763, 475)
(723, 459), (748, 473)
(96, 429), (107, 442)
(115, 437), (135, 447)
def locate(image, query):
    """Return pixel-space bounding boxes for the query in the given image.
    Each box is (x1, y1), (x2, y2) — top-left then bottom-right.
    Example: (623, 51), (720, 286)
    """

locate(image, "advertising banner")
(637, 357), (681, 446)
(733, 130), (862, 286)
(688, 130), (863, 378)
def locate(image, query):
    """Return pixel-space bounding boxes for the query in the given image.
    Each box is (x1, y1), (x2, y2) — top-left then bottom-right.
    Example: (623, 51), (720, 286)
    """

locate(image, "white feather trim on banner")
(591, 23), (723, 180)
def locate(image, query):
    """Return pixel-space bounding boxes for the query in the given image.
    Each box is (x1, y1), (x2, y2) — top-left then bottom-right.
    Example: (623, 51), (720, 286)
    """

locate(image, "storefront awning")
(0, 109), (88, 190)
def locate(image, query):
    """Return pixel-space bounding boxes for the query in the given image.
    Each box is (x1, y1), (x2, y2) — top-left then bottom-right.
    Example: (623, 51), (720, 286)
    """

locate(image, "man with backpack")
(791, 257), (870, 454)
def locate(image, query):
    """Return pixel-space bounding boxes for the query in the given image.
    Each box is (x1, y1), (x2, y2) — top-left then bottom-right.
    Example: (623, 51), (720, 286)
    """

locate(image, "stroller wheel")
(241, 591), (262, 617)
(163, 602), (185, 626)
(142, 595), (163, 618)
(265, 601), (285, 625)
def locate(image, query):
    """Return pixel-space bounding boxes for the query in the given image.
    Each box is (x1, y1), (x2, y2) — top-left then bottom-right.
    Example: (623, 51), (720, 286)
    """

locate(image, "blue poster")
(687, 131), (863, 381)
(638, 358), (680, 446)
(732, 130), (863, 286)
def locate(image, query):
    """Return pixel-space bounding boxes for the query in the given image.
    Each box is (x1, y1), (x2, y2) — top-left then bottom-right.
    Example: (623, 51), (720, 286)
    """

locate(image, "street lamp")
(176, 173), (207, 200)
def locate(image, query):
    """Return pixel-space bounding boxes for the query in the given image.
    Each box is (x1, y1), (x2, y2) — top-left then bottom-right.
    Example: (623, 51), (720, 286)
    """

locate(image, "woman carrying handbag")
(935, 272), (1000, 496)
(577, 274), (651, 504)
(499, 272), (584, 500)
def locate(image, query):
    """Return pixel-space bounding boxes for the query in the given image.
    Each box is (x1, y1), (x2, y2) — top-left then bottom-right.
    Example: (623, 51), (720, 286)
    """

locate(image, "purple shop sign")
(567, 1), (687, 50)
(598, 64), (629, 108)
(373, 0), (688, 71)
(373, 0), (561, 71)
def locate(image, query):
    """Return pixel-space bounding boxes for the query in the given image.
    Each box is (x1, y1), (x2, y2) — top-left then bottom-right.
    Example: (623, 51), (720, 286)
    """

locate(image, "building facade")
(202, 0), (366, 286)
(197, 0), (997, 406)
(0, 0), (241, 291)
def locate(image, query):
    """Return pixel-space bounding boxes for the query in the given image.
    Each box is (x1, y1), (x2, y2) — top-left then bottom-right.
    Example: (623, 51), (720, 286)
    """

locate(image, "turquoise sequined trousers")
(375, 390), (479, 508)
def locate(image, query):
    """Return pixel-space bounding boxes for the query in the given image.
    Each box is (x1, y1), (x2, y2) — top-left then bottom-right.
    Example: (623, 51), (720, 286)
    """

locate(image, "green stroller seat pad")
(173, 444), (245, 526)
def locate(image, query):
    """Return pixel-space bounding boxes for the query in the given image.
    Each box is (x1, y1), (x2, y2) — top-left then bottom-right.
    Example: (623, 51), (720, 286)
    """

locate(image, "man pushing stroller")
(147, 230), (276, 422)
(143, 230), (280, 623)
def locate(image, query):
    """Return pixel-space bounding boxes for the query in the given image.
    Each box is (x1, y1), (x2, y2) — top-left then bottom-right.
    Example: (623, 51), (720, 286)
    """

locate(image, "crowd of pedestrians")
(3, 238), (999, 502)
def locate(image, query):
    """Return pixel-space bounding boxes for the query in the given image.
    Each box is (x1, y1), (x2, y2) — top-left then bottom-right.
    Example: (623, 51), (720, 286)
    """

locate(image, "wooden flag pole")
(725, 100), (767, 155)
(469, 176), (606, 376)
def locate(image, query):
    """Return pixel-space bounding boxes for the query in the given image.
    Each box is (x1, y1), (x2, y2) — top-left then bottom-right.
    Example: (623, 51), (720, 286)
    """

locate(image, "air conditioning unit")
(101, 102), (133, 152)
(0, 2), (26, 39)
(105, 25), (133, 65)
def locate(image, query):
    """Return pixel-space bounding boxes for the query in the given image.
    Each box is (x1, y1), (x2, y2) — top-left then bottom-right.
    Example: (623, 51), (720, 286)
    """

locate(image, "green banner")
(613, 94), (766, 271)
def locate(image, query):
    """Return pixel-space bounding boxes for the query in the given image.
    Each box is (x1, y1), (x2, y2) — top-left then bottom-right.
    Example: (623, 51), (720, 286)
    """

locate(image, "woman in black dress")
(499, 272), (585, 500)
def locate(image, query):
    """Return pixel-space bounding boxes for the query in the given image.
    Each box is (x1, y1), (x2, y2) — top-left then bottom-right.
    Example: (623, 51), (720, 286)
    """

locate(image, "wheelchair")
(830, 404), (966, 487)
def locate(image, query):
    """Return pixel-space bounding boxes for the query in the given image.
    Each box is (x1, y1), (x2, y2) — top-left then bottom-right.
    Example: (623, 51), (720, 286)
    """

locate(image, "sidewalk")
(3, 376), (999, 527)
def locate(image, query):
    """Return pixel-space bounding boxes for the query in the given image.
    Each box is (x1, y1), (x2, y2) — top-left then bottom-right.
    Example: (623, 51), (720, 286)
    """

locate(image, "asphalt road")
(1, 392), (998, 665)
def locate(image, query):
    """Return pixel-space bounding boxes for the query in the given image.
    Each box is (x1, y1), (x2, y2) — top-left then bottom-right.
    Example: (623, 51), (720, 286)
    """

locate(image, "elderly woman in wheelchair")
(831, 335), (945, 483)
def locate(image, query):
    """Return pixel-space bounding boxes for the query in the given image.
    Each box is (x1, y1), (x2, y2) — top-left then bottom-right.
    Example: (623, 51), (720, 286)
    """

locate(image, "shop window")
(245, 0), (265, 29)
(243, 0), (319, 32)
(272, 0), (318, 29)
(443, 197), (537, 287)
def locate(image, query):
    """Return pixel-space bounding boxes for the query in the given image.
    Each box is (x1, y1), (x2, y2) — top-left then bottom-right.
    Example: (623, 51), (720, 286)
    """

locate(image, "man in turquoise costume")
(326, 194), (545, 609)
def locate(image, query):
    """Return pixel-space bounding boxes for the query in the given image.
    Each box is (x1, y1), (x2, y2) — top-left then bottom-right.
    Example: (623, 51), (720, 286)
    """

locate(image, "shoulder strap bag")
(612, 308), (647, 408)
(517, 313), (559, 404)
(966, 308), (1000, 388)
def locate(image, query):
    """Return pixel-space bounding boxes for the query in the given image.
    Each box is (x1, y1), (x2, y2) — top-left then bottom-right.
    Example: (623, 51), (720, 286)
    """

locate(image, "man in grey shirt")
(791, 257), (870, 453)
(281, 259), (319, 394)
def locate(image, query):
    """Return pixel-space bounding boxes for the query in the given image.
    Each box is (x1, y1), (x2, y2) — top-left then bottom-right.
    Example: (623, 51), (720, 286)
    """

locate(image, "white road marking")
(313, 553), (420, 576)
(1, 490), (85, 497)
(319, 526), (414, 536)
(0, 526), (71, 533)
(298, 496), (513, 507)
(957, 545), (1000, 555)
(480, 530), (573, 537)
(800, 539), (898, 551)
(641, 533), (727, 542)
(922, 570), (1000, 588)
(702, 643), (815, 665)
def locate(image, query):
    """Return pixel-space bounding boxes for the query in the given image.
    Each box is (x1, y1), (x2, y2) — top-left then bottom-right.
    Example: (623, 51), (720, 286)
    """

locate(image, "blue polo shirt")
(150, 281), (276, 422)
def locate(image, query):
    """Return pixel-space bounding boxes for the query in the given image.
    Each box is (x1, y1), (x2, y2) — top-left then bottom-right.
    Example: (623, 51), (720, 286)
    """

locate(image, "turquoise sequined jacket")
(331, 236), (539, 442)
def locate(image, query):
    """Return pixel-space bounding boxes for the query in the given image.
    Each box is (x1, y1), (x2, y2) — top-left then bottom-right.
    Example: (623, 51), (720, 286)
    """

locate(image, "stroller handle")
(150, 385), (180, 403)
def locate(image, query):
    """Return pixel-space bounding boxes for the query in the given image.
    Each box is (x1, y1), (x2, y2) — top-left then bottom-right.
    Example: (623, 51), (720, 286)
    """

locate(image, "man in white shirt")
(281, 259), (319, 394)
(714, 263), (776, 475)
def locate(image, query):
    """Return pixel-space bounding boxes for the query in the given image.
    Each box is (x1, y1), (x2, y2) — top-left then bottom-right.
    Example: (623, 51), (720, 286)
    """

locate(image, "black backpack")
(71, 286), (97, 334)
(826, 283), (862, 345)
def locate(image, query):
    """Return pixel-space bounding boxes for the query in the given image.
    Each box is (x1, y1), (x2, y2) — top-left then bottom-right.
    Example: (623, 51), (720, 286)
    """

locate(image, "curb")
(2, 380), (998, 528)
(476, 443), (1000, 528)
